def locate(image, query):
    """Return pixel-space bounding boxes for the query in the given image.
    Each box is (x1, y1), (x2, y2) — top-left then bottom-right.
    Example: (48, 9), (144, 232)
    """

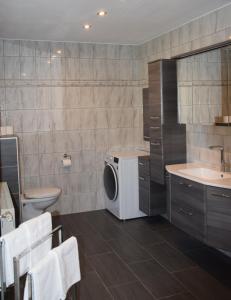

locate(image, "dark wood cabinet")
(139, 156), (166, 216)
(170, 175), (206, 241)
(142, 88), (150, 141)
(148, 60), (186, 185)
(168, 173), (231, 252)
(207, 187), (231, 251)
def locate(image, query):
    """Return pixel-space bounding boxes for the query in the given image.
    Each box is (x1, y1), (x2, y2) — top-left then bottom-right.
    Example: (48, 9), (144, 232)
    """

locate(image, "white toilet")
(21, 187), (61, 221)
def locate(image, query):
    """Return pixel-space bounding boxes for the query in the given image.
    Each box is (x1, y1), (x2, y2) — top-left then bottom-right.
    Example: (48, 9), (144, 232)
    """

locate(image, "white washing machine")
(104, 151), (147, 220)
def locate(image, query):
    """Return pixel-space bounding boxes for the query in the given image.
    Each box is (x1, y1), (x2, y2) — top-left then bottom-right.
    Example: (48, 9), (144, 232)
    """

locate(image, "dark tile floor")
(53, 209), (231, 300)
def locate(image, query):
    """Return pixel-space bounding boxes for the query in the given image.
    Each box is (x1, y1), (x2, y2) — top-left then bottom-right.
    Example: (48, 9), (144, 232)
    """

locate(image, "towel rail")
(0, 224), (63, 300)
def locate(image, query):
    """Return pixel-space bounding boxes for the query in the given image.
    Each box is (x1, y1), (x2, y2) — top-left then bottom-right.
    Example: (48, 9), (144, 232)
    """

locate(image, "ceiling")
(0, 0), (230, 44)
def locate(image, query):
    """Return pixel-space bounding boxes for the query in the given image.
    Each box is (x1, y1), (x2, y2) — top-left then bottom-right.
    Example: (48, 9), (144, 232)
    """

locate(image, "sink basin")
(178, 168), (231, 180)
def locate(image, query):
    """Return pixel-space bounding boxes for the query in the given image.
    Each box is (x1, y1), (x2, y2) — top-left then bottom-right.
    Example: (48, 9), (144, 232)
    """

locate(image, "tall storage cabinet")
(149, 59), (186, 185)
(140, 59), (186, 216)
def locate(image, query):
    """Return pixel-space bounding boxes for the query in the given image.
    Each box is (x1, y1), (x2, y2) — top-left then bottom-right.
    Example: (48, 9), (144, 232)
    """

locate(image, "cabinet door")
(207, 187), (231, 251)
(143, 88), (150, 141)
(138, 174), (150, 215)
(171, 175), (205, 241)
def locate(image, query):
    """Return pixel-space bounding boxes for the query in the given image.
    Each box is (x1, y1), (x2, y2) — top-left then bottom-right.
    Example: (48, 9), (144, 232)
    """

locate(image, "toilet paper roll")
(62, 158), (72, 167)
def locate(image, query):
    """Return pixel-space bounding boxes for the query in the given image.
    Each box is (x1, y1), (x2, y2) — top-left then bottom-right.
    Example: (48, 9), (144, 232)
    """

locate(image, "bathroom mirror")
(176, 43), (231, 126)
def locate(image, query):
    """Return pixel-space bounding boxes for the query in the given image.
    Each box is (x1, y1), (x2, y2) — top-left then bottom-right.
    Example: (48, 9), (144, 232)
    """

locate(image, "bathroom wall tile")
(51, 87), (66, 109)
(52, 110), (65, 130)
(66, 131), (82, 152)
(79, 59), (93, 80)
(35, 41), (51, 57)
(0, 57), (4, 79)
(119, 45), (132, 59)
(23, 176), (40, 190)
(65, 87), (81, 108)
(65, 109), (81, 130)
(50, 42), (65, 57)
(93, 59), (107, 80)
(80, 109), (96, 129)
(80, 87), (94, 108)
(36, 87), (52, 109)
(23, 154), (39, 177)
(0, 40), (3, 56)
(95, 108), (108, 129)
(50, 57), (66, 80)
(81, 130), (96, 150)
(38, 132), (54, 154)
(106, 44), (120, 59)
(93, 87), (109, 107)
(95, 129), (109, 151)
(37, 110), (53, 131)
(20, 57), (36, 79)
(107, 60), (120, 80)
(20, 40), (36, 56)
(79, 43), (94, 59)
(22, 110), (38, 132)
(119, 60), (133, 80)
(4, 57), (20, 79)
(78, 192), (97, 212)
(22, 133), (39, 154)
(64, 42), (80, 58)
(35, 57), (51, 79)
(3, 40), (20, 56)
(5, 87), (36, 110)
(0, 88), (5, 111)
(93, 44), (107, 59)
(65, 58), (79, 80)
(77, 171), (97, 193)
(5, 110), (22, 132)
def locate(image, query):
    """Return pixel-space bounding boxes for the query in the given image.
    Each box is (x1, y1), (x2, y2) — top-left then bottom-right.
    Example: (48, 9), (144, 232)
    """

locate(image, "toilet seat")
(24, 187), (61, 199)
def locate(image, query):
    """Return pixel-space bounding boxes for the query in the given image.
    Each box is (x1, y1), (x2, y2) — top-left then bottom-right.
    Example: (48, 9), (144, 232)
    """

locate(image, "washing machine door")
(104, 163), (118, 201)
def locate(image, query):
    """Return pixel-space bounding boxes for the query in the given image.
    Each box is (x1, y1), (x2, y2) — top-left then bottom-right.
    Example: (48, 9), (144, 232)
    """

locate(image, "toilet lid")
(24, 187), (61, 199)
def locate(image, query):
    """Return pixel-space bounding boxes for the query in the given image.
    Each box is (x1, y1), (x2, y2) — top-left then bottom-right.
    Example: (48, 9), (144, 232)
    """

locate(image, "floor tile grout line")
(110, 248), (157, 299)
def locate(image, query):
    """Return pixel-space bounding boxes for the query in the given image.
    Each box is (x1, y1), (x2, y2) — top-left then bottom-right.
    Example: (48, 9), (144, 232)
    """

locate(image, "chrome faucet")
(209, 145), (226, 172)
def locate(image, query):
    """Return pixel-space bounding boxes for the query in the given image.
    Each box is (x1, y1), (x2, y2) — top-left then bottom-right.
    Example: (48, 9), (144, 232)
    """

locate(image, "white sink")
(178, 168), (231, 180)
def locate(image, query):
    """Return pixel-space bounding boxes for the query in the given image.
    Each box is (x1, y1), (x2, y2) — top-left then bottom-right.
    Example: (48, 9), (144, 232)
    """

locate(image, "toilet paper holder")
(63, 153), (71, 160)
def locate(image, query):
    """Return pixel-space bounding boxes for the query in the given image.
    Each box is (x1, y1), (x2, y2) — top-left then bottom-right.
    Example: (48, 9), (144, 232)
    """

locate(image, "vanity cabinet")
(207, 187), (231, 251)
(170, 175), (206, 241)
(148, 60), (186, 185)
(139, 156), (166, 216)
(168, 173), (231, 252)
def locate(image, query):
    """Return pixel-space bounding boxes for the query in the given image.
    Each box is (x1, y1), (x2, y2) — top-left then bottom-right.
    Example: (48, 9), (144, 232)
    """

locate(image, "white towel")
(53, 237), (81, 297)
(20, 212), (52, 267)
(0, 226), (30, 287)
(23, 251), (64, 300)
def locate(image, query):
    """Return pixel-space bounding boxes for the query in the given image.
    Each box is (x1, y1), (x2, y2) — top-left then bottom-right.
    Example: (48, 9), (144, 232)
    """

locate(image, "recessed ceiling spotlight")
(57, 50), (62, 54)
(97, 10), (107, 17)
(83, 24), (92, 30)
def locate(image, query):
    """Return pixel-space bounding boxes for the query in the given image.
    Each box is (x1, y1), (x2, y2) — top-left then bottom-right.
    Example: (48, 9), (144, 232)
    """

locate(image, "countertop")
(166, 163), (231, 189)
(109, 150), (150, 158)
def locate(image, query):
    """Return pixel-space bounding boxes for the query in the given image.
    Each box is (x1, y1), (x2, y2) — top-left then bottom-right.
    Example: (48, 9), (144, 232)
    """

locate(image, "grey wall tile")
(4, 57), (20, 79)
(4, 40), (20, 56)
(20, 40), (36, 56)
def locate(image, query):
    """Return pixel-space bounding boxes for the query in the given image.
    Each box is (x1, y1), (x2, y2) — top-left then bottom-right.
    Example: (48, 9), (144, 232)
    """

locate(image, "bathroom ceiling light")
(83, 24), (92, 30)
(57, 50), (62, 54)
(97, 10), (107, 17)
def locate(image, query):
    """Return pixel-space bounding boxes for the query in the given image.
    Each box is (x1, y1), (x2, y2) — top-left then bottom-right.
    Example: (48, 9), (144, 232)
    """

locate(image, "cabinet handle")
(179, 182), (192, 188)
(139, 162), (144, 166)
(139, 177), (145, 181)
(150, 126), (160, 130)
(211, 193), (230, 198)
(150, 116), (160, 120)
(144, 136), (150, 139)
(178, 208), (193, 216)
(151, 142), (160, 146)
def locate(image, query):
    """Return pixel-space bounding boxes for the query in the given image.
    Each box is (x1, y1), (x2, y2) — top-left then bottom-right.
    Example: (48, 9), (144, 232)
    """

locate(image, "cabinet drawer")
(150, 159), (165, 185)
(171, 202), (205, 240)
(138, 174), (150, 189)
(138, 157), (150, 176)
(150, 139), (162, 155)
(139, 186), (150, 215)
(207, 187), (231, 215)
(207, 212), (231, 251)
(149, 116), (161, 127)
(171, 175), (205, 212)
(150, 125), (162, 139)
